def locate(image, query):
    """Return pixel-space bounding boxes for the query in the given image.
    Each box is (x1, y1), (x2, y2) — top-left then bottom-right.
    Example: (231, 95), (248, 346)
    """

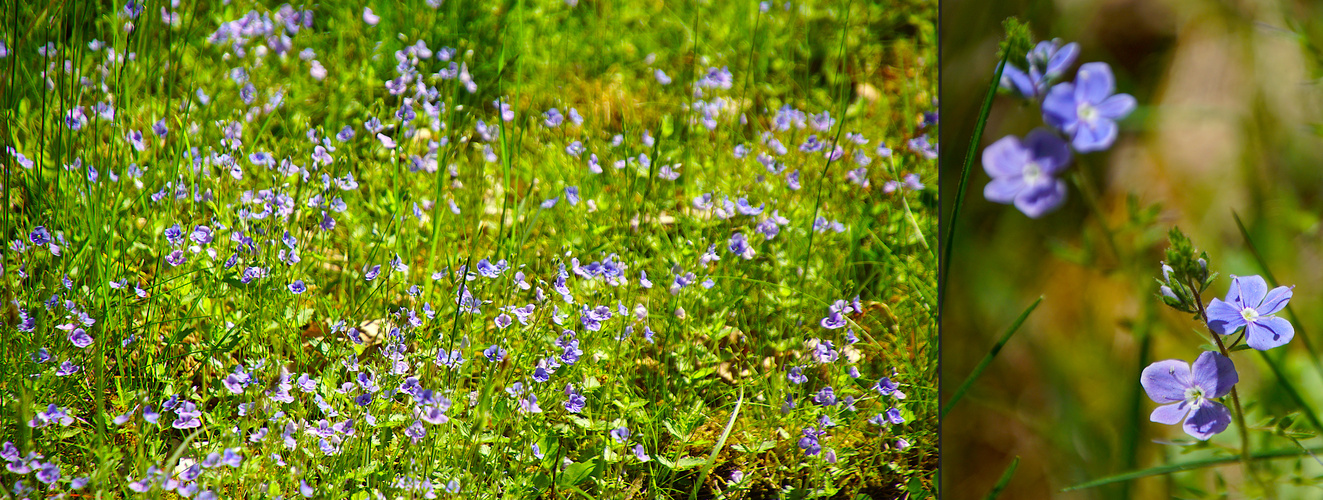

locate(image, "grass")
(0, 0), (935, 498)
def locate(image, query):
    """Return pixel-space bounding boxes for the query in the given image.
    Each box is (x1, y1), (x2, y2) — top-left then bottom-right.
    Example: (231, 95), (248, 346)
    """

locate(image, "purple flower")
(1206, 275), (1294, 351)
(820, 311), (846, 329)
(1042, 62), (1136, 152)
(56, 360), (80, 376)
(405, 420), (427, 443)
(166, 249), (186, 266)
(69, 328), (93, 348)
(564, 384), (586, 413)
(362, 7), (379, 25)
(886, 407), (905, 424)
(813, 386), (837, 406)
(29, 226), (51, 246)
(610, 427), (630, 443)
(873, 377), (898, 396)
(798, 427), (824, 456)
(289, 280), (307, 294)
(783, 367), (808, 386)
(981, 128), (1072, 218)
(222, 448), (243, 467)
(519, 394), (542, 414)
(633, 444), (650, 462)
(1141, 351), (1238, 440)
(1001, 39), (1079, 99)
(172, 401), (202, 429)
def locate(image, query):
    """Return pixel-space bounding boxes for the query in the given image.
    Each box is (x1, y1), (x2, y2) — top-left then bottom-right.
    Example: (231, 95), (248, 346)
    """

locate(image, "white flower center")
(1022, 161), (1045, 186)
(1184, 386), (1206, 406)
(1077, 101), (1098, 124)
(1241, 307), (1259, 322)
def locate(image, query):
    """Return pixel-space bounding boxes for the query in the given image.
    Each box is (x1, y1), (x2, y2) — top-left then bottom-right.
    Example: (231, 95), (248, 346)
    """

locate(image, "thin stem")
(1068, 170), (1122, 266)
(1190, 284), (1259, 489)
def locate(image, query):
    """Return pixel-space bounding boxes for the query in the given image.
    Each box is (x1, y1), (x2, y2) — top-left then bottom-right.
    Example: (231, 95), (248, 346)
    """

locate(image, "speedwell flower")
(982, 128), (1072, 218)
(1206, 274), (1294, 351)
(1042, 62), (1136, 153)
(1140, 351), (1237, 440)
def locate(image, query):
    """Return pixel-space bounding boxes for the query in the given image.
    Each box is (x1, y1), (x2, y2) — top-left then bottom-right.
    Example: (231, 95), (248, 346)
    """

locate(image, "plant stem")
(1068, 169), (1122, 267)
(1190, 284), (1259, 489)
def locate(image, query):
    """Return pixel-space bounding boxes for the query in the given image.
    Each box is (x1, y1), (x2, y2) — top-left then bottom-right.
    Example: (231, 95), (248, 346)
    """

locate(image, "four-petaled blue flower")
(1141, 351), (1238, 440)
(1206, 275), (1294, 351)
(982, 129), (1072, 218)
(1042, 62), (1136, 153)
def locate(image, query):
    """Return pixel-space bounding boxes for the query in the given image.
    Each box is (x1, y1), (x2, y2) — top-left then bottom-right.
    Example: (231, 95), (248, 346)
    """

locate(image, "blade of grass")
(939, 53), (1008, 314)
(941, 295), (1042, 419)
(690, 386), (743, 500)
(1063, 446), (1323, 491)
(1231, 210), (1323, 381)
(1255, 349), (1323, 433)
(983, 456), (1019, 500)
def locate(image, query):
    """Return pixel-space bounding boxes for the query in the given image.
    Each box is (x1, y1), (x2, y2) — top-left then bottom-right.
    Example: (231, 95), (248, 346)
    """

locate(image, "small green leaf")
(558, 461), (596, 489)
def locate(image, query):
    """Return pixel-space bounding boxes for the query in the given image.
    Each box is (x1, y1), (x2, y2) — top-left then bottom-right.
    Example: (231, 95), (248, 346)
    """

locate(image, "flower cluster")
(1142, 235), (1295, 440)
(982, 39), (1136, 218)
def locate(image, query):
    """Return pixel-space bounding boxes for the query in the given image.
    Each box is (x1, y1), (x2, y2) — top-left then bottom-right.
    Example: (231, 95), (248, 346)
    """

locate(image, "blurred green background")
(941, 0), (1323, 498)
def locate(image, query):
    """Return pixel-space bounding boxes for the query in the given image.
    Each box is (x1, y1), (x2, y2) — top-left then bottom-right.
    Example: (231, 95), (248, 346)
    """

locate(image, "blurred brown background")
(941, 0), (1323, 498)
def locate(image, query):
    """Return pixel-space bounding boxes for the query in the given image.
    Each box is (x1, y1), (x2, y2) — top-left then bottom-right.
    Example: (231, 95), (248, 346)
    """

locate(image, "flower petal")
(1141, 359), (1192, 403)
(1231, 275), (1267, 310)
(1041, 83), (1079, 133)
(1246, 316), (1294, 351)
(1023, 128), (1073, 175)
(1183, 401), (1232, 441)
(1150, 402), (1190, 425)
(1074, 62), (1116, 104)
(1257, 285), (1292, 316)
(1000, 64), (1036, 98)
(1071, 118), (1118, 153)
(1190, 351), (1238, 398)
(1045, 42), (1080, 78)
(1206, 298), (1246, 336)
(984, 176), (1023, 204)
(981, 135), (1029, 179)
(1013, 179), (1067, 219)
(1095, 94), (1136, 120)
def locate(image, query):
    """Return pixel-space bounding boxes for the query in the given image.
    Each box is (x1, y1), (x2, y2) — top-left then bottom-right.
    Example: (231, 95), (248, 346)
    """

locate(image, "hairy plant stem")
(1190, 284), (1261, 491)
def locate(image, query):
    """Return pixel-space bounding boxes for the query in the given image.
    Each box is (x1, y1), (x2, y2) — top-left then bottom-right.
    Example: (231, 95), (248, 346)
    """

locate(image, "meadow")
(0, 0), (936, 498)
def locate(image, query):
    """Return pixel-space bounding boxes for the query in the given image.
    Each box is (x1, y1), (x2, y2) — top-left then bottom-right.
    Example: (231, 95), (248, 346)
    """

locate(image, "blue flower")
(981, 128), (1072, 218)
(788, 367), (807, 384)
(1206, 275), (1294, 351)
(1141, 351), (1238, 440)
(798, 427), (824, 456)
(1001, 39), (1079, 99)
(289, 280), (307, 294)
(886, 407), (905, 424)
(69, 328), (94, 349)
(1042, 62), (1136, 152)
(610, 427), (630, 443)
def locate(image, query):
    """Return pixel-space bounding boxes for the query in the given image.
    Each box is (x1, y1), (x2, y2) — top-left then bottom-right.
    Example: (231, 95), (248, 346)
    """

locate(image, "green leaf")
(942, 296), (1042, 418)
(732, 441), (775, 453)
(557, 461), (596, 489)
(675, 457), (707, 470)
(985, 456), (1019, 499)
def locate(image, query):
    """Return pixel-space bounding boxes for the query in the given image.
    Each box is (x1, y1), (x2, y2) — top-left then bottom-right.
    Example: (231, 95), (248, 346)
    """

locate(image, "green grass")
(0, 0), (935, 498)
